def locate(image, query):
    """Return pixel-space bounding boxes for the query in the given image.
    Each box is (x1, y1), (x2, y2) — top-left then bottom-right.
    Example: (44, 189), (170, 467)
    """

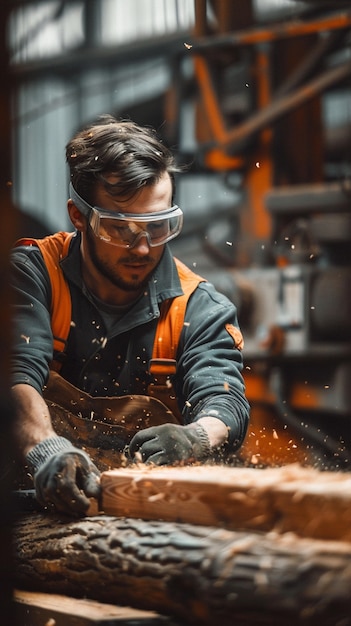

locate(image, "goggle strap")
(69, 183), (92, 217)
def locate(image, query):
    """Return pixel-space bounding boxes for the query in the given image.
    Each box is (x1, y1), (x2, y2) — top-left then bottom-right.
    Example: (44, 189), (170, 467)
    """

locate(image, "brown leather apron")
(42, 371), (180, 472)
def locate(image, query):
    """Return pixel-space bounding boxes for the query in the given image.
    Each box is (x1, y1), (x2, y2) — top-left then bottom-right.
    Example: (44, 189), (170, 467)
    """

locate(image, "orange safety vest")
(15, 232), (205, 418)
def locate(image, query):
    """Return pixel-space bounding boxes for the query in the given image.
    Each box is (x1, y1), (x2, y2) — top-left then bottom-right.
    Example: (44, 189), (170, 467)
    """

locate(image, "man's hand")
(128, 423), (211, 466)
(26, 436), (101, 516)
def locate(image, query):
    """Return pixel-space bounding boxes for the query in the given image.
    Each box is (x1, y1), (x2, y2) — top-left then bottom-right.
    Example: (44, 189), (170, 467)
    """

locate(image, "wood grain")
(13, 590), (167, 625)
(101, 464), (351, 541)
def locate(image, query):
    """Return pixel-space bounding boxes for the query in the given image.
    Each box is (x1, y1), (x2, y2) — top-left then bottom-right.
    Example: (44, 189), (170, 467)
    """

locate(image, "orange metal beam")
(188, 11), (351, 50)
(193, 55), (228, 143)
(242, 45), (273, 241)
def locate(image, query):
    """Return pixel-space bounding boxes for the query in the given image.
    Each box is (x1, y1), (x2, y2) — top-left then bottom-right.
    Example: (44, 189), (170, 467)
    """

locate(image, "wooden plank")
(100, 464), (351, 541)
(13, 590), (168, 625)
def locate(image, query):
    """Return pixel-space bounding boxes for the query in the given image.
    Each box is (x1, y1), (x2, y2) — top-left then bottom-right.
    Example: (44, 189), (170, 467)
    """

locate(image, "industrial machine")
(167, 0), (351, 469)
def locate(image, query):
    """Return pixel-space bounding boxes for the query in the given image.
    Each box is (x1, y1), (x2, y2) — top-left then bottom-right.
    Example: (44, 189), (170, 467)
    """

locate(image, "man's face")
(82, 172), (173, 302)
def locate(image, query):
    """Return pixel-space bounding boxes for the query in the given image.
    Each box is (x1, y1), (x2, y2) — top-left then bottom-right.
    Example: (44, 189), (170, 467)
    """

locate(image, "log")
(14, 512), (351, 626)
(100, 464), (351, 542)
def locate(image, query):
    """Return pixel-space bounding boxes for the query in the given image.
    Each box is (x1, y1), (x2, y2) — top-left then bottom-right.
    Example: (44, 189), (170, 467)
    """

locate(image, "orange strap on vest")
(149, 257), (205, 377)
(148, 258), (205, 420)
(15, 232), (75, 355)
(14, 233), (205, 369)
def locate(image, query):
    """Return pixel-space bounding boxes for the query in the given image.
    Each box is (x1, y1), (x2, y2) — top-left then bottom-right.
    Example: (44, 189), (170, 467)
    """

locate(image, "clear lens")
(69, 184), (182, 248)
(90, 207), (183, 248)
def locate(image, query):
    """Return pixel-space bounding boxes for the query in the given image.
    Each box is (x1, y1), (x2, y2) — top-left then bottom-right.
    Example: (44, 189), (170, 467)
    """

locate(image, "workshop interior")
(6, 0), (351, 470)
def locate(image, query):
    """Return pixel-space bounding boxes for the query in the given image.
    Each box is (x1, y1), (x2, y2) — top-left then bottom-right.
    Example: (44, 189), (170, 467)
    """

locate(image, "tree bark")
(14, 512), (351, 626)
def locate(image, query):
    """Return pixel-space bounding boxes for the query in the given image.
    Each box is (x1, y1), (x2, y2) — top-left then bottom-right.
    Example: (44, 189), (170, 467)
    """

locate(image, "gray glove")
(129, 422), (211, 466)
(26, 436), (101, 516)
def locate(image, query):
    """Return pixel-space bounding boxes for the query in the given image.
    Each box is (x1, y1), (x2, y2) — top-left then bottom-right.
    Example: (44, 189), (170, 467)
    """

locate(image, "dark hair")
(66, 114), (179, 204)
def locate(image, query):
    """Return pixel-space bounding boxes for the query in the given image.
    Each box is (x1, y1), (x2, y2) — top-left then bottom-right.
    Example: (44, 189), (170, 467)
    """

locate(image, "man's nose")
(130, 231), (151, 254)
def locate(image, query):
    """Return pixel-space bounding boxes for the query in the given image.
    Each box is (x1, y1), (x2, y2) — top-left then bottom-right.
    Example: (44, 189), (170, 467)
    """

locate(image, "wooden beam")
(101, 464), (351, 541)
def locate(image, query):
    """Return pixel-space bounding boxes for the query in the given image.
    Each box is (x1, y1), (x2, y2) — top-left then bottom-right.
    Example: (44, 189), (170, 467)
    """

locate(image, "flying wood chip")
(225, 323), (244, 350)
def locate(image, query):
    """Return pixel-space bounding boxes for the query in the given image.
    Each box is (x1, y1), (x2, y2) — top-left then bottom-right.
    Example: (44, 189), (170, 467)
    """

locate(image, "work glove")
(128, 422), (211, 466)
(26, 436), (101, 516)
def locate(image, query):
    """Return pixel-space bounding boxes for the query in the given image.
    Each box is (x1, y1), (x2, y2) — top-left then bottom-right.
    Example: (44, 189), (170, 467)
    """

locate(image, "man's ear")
(67, 200), (86, 231)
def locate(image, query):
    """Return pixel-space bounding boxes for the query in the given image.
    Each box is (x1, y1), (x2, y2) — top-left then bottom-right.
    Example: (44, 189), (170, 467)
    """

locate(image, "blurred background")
(0, 1), (351, 621)
(3, 0), (351, 469)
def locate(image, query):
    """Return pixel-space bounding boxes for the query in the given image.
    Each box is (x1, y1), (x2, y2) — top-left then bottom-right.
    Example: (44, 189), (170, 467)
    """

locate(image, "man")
(11, 115), (249, 516)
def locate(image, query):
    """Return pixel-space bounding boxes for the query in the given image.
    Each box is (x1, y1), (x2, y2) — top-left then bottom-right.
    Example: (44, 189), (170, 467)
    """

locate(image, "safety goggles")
(69, 183), (183, 248)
